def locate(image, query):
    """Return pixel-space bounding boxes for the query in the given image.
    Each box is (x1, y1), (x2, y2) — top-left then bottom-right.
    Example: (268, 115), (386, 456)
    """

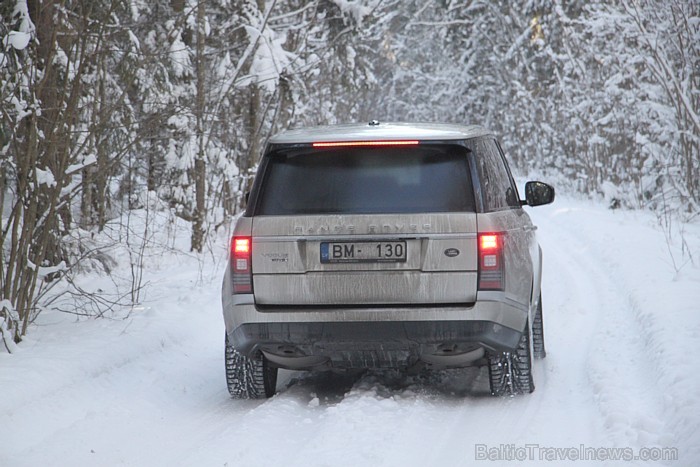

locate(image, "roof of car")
(268, 122), (493, 144)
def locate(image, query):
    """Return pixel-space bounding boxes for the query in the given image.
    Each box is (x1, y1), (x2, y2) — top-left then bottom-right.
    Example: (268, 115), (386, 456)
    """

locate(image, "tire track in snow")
(182, 360), (599, 467)
(535, 206), (675, 459)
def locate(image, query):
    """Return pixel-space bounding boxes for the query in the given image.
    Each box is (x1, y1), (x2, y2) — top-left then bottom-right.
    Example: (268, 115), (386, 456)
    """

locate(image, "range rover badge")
(444, 248), (460, 257)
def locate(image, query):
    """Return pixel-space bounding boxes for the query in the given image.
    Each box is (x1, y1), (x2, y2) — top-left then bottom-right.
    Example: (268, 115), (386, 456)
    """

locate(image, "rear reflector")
(232, 236), (253, 294)
(312, 140), (420, 148)
(478, 233), (504, 291)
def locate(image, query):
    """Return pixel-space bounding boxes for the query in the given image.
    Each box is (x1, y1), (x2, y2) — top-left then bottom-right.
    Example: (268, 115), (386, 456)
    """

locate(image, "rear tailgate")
(252, 214), (477, 306)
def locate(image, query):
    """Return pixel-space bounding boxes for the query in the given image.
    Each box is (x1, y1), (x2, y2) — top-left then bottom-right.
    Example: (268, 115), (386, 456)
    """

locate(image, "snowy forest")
(1, 0), (698, 347)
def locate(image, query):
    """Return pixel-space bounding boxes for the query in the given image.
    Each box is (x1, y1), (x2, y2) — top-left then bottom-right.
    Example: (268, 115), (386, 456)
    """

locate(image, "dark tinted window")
(256, 145), (475, 215)
(495, 141), (522, 207)
(470, 138), (520, 211)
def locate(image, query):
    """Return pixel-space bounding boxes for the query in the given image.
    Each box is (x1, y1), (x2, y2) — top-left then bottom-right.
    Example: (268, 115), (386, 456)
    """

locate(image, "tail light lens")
(478, 233), (504, 291)
(232, 236), (253, 294)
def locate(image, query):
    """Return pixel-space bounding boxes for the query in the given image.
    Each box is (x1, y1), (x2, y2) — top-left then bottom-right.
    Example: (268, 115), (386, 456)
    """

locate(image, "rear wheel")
(532, 293), (546, 359)
(488, 323), (535, 396)
(225, 333), (278, 399)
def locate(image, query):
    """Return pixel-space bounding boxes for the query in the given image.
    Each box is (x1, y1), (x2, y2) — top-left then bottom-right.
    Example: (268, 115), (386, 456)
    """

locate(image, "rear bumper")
(229, 320), (522, 370)
(223, 293), (528, 370)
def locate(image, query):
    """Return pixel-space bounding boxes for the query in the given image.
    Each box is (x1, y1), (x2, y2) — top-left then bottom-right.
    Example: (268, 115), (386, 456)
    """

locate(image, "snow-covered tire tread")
(532, 293), (546, 359)
(225, 334), (277, 399)
(488, 324), (535, 396)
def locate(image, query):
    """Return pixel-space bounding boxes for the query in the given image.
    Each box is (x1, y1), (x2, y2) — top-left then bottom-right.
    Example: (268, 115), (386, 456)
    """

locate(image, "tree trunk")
(191, 0), (207, 252)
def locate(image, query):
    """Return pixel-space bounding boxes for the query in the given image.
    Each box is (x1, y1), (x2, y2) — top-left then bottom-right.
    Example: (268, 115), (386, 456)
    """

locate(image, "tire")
(532, 293), (546, 359)
(488, 323), (535, 396)
(225, 333), (278, 399)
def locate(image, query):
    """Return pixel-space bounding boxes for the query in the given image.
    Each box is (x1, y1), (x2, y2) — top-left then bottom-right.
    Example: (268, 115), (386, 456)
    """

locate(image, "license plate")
(320, 241), (407, 263)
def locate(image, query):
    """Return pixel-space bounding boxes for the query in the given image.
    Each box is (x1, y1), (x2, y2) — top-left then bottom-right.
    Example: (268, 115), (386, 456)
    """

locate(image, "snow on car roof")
(268, 122), (492, 144)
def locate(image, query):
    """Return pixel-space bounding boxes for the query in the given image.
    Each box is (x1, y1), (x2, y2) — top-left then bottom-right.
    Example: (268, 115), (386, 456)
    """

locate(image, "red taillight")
(478, 233), (504, 291)
(312, 140), (420, 148)
(232, 236), (253, 294)
(234, 237), (250, 254)
(480, 234), (499, 251)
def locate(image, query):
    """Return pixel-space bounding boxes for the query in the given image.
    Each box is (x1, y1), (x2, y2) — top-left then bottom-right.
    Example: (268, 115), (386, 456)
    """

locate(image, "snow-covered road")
(1, 195), (698, 467)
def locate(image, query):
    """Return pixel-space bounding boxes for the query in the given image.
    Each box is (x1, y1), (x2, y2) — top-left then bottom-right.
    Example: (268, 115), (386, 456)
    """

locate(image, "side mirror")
(524, 181), (555, 207)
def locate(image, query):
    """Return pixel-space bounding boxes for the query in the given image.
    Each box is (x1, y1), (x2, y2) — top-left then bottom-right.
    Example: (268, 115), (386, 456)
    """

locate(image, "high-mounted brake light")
(478, 233), (504, 291)
(231, 236), (253, 294)
(312, 140), (420, 148)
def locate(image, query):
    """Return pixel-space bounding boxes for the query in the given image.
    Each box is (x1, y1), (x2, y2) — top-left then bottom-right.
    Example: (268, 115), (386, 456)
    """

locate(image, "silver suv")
(222, 122), (554, 398)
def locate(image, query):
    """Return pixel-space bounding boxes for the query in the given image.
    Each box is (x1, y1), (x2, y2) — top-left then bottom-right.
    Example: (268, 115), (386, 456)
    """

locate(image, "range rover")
(222, 122), (554, 398)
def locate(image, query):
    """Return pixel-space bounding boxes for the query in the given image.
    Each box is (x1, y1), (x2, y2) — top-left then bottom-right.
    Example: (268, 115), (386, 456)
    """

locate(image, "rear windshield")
(255, 144), (475, 215)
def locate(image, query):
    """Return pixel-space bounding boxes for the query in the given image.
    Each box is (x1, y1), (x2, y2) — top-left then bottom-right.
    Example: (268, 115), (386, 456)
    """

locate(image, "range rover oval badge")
(444, 248), (460, 258)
